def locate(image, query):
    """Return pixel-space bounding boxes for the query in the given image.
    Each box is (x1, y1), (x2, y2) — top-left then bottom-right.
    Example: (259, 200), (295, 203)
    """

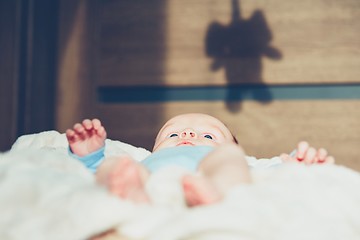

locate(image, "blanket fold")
(1, 131), (359, 240)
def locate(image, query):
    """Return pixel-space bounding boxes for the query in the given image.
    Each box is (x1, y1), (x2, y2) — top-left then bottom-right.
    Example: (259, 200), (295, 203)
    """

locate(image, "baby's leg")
(182, 175), (221, 206)
(182, 144), (251, 207)
(96, 156), (150, 203)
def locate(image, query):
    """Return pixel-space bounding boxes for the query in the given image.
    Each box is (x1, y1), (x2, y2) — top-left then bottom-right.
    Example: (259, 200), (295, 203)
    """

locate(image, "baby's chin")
(153, 141), (217, 152)
(152, 143), (190, 152)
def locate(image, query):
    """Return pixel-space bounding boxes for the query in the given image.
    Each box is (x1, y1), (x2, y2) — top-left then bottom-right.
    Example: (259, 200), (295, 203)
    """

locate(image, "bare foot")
(98, 157), (150, 203)
(182, 174), (222, 207)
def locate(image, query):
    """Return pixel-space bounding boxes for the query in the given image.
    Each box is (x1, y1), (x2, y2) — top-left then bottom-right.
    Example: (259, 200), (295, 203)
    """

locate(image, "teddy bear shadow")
(205, 0), (283, 112)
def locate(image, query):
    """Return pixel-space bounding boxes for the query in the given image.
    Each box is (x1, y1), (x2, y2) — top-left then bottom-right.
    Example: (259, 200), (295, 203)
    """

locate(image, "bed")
(1, 131), (360, 240)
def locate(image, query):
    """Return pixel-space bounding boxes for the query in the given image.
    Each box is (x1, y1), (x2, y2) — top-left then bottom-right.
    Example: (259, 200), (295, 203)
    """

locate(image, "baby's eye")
(203, 134), (214, 140)
(168, 133), (178, 138)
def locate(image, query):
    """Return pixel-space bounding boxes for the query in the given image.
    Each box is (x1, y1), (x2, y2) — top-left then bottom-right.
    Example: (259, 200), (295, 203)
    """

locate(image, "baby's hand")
(66, 119), (107, 157)
(280, 141), (335, 165)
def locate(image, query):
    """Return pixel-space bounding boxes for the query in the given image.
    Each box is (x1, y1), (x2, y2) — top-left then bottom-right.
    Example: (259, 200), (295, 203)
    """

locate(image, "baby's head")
(153, 113), (237, 152)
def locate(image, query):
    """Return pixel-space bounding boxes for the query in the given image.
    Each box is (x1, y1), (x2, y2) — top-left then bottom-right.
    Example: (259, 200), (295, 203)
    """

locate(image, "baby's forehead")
(165, 114), (222, 127)
(162, 114), (231, 134)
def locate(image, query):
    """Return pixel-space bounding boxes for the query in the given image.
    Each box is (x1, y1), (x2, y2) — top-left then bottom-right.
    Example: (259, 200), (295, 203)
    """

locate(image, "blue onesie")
(69, 146), (214, 173)
(142, 146), (214, 172)
(68, 146), (106, 173)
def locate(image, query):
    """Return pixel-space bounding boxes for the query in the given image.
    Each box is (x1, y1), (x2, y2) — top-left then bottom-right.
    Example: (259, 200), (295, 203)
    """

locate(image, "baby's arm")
(280, 141), (335, 164)
(66, 119), (107, 157)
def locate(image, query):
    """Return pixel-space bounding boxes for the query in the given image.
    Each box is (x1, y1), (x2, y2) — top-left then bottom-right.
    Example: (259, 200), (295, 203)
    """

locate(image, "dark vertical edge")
(16, 0), (59, 136)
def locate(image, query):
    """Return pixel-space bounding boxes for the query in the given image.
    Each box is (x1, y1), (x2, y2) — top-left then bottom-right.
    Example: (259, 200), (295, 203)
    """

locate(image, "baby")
(66, 113), (334, 206)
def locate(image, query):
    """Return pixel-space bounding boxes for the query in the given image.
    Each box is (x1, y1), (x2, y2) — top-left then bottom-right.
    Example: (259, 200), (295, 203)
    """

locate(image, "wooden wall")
(55, 0), (360, 170)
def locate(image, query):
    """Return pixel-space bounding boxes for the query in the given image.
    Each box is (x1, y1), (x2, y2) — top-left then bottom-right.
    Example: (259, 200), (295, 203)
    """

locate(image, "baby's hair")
(223, 122), (238, 145)
(232, 135), (239, 144)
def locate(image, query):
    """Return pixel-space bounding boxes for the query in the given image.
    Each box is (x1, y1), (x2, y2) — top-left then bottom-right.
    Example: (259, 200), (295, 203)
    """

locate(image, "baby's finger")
(73, 123), (84, 132)
(73, 123), (87, 139)
(66, 129), (80, 143)
(296, 141), (309, 160)
(280, 153), (290, 162)
(92, 119), (102, 130)
(65, 129), (75, 139)
(316, 148), (328, 163)
(82, 119), (93, 130)
(97, 126), (107, 139)
(324, 156), (335, 164)
(304, 147), (317, 164)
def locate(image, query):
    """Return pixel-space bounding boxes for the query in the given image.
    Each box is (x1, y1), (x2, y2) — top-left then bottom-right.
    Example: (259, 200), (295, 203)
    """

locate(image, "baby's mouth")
(176, 141), (195, 146)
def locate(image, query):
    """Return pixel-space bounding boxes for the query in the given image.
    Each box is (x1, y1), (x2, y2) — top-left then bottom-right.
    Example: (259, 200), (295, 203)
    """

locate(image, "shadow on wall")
(205, 0), (282, 112)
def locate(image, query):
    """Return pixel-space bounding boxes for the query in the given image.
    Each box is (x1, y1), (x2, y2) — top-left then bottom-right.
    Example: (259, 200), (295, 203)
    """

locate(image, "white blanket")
(1, 131), (360, 240)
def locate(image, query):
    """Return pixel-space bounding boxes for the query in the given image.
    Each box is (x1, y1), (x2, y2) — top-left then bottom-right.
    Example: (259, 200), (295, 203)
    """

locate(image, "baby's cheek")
(153, 139), (174, 152)
(202, 140), (220, 147)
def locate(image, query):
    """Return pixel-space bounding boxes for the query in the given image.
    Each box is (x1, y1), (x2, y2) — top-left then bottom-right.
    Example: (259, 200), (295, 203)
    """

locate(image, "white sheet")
(1, 131), (360, 240)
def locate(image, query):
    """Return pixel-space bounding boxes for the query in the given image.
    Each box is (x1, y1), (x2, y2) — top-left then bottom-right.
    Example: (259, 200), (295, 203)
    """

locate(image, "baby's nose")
(180, 129), (197, 138)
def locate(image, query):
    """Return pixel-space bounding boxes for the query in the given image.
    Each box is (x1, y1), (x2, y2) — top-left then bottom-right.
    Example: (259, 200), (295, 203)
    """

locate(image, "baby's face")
(153, 113), (235, 152)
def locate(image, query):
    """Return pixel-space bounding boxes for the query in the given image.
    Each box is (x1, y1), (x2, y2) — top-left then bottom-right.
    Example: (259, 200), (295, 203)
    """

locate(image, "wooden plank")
(98, 0), (167, 86)
(97, 0), (360, 86)
(55, 0), (97, 131)
(96, 100), (360, 171)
